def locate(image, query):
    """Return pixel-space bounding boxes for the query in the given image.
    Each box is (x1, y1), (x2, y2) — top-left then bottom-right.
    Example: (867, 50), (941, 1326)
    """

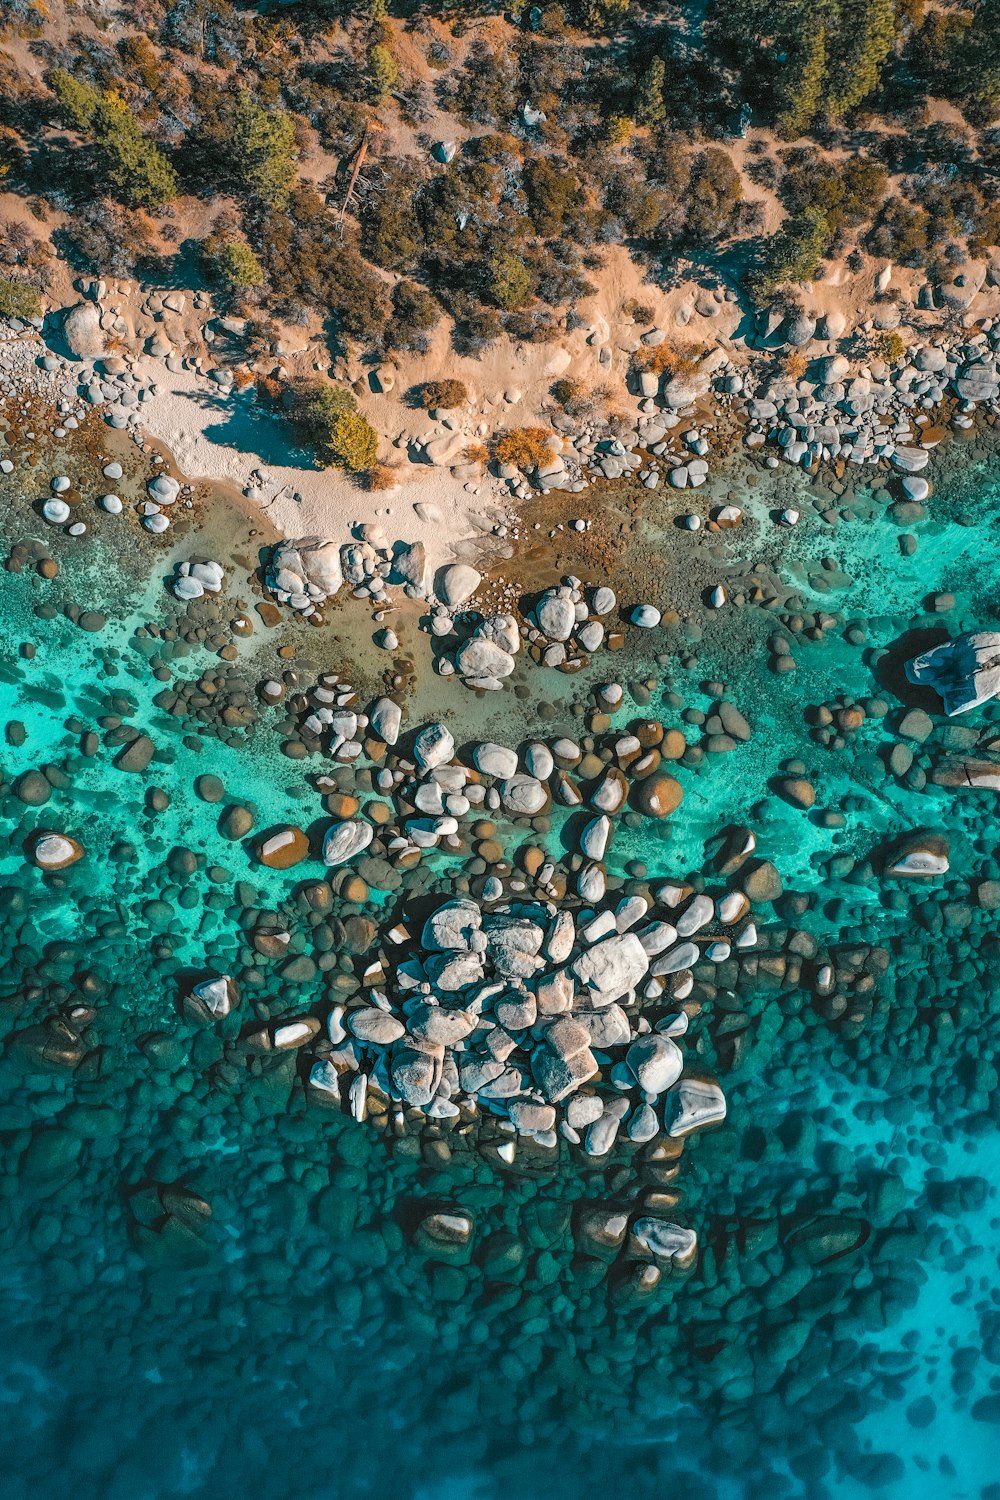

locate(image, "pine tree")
(92, 94), (178, 208)
(825, 0), (898, 118)
(51, 72), (176, 208)
(368, 42), (400, 101)
(231, 94), (297, 207)
(50, 69), (100, 132)
(963, 0), (1000, 116)
(636, 57), (667, 128)
(777, 25), (827, 139)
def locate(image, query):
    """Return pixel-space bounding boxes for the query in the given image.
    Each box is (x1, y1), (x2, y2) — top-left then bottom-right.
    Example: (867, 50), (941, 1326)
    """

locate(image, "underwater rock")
(256, 826), (310, 868)
(885, 832), (950, 878)
(633, 773), (683, 818)
(666, 1075), (727, 1137)
(190, 974), (239, 1020)
(28, 830), (84, 870)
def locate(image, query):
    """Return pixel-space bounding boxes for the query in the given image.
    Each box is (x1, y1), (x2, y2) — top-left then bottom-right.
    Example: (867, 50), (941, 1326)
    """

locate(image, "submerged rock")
(256, 827), (310, 868)
(885, 832), (950, 879)
(28, 831), (84, 870)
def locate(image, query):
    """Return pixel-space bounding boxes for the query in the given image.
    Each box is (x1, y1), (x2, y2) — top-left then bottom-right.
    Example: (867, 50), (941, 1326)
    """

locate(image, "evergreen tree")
(751, 205), (829, 298)
(205, 235), (264, 290)
(636, 57), (667, 128)
(367, 42), (401, 101)
(777, 25), (827, 138)
(51, 71), (176, 208)
(960, 0), (1000, 117)
(292, 382), (378, 472)
(826, 0), (898, 117)
(51, 69), (100, 132)
(91, 93), (178, 208)
(231, 94), (297, 206)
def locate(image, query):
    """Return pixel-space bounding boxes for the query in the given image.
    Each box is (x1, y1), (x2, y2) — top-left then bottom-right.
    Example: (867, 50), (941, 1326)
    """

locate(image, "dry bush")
(464, 441), (489, 468)
(419, 378), (468, 409)
(633, 343), (700, 377)
(492, 427), (554, 471)
(255, 373), (285, 406)
(864, 329), (906, 364)
(784, 349), (809, 378)
(365, 462), (400, 491)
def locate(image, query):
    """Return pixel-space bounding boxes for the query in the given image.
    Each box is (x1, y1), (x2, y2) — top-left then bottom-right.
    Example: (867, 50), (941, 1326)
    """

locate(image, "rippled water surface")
(2, 408), (1000, 1500)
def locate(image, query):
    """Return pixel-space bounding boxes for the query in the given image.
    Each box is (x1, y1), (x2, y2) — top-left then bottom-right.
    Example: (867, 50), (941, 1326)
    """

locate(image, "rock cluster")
(167, 705), (762, 1189)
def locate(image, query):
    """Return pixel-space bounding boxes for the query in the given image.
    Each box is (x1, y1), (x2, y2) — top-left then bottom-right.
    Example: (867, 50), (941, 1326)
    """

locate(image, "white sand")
(132, 359), (509, 572)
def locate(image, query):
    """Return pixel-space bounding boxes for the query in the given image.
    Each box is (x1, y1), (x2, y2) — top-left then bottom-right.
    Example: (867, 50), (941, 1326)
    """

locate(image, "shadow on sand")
(178, 388), (318, 472)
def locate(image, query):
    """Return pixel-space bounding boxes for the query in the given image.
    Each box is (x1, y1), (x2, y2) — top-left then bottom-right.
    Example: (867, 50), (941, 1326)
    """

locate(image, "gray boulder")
(63, 303), (106, 358)
(905, 631), (1000, 716)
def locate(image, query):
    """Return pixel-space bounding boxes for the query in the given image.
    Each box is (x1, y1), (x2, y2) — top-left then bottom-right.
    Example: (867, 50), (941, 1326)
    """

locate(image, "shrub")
(525, 156), (580, 238)
(685, 149), (743, 243)
(366, 462), (399, 490)
(204, 235), (264, 290)
(864, 329), (906, 363)
(291, 381), (378, 471)
(492, 427), (554, 471)
(361, 168), (423, 271)
(550, 376), (584, 406)
(419, 379), (468, 409)
(257, 187), (389, 340)
(750, 207), (829, 298)
(0, 277), (40, 319)
(634, 344), (699, 377)
(57, 197), (157, 277)
(486, 250), (532, 311)
(387, 280), (439, 351)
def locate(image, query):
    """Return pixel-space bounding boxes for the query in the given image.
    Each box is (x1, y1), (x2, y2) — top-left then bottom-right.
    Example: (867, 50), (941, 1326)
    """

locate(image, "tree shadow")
(176, 388), (319, 471)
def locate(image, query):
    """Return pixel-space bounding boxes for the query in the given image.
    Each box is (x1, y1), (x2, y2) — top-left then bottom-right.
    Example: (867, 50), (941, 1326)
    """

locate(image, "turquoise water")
(2, 411), (1000, 1499)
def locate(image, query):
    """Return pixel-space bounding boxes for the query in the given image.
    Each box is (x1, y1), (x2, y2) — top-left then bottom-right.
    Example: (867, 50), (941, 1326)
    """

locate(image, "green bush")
(231, 93), (297, 206)
(486, 250), (531, 311)
(0, 277), (41, 320)
(388, 280), (439, 349)
(367, 43), (400, 101)
(750, 206), (828, 298)
(205, 236), (265, 290)
(292, 382), (377, 472)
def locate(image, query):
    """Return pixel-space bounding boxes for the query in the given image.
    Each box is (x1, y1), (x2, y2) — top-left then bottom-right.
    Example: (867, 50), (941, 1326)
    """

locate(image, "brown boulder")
(256, 826), (310, 869)
(633, 773), (683, 818)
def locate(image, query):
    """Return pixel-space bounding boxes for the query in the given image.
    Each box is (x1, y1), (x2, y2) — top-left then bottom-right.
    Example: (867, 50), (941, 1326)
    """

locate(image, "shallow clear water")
(2, 409), (1000, 1500)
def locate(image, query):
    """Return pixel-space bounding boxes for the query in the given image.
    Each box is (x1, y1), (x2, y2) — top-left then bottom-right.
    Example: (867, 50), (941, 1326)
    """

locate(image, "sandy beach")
(132, 357), (511, 573)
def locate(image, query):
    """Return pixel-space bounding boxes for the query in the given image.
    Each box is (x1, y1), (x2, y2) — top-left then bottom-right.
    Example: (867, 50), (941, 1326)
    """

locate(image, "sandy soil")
(132, 357), (512, 572)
